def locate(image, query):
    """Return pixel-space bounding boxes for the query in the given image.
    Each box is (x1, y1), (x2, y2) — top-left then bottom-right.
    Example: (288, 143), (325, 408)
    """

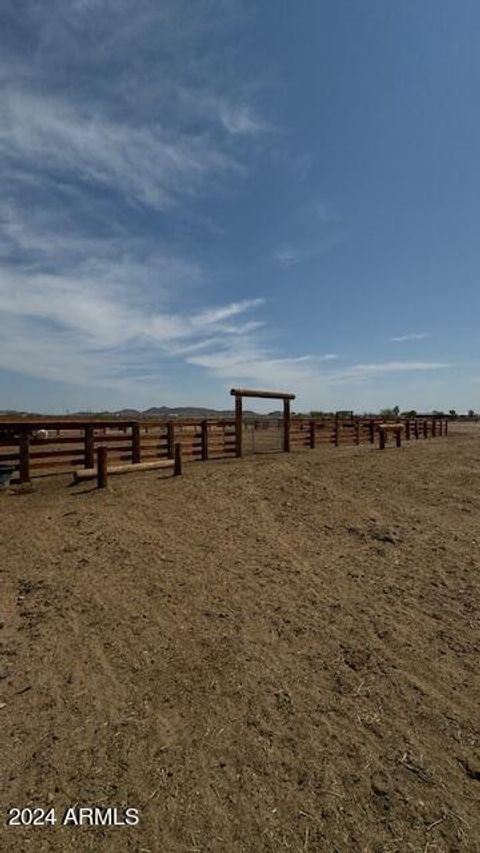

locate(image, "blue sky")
(1, 0), (479, 413)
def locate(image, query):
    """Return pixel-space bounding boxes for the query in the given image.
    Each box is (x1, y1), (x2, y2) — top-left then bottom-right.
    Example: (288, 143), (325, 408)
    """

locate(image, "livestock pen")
(0, 413), (448, 484)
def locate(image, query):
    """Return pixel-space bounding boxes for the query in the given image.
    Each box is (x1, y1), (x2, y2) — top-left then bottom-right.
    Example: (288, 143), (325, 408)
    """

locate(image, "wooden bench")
(378, 422), (404, 449)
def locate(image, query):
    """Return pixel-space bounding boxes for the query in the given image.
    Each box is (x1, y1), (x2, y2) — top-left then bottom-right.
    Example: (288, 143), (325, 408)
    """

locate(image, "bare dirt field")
(1, 426), (480, 852)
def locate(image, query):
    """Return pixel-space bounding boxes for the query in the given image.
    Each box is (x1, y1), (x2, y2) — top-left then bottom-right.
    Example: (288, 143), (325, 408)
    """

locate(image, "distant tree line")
(289, 407), (477, 419)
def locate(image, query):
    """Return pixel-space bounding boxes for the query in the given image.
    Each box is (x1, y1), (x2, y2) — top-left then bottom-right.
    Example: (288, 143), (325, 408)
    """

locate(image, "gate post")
(235, 394), (243, 457)
(283, 398), (291, 452)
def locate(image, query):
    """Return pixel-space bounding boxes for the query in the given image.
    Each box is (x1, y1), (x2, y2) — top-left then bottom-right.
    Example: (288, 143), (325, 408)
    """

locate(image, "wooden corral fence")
(0, 419), (236, 484)
(289, 415), (447, 450)
(0, 414), (448, 484)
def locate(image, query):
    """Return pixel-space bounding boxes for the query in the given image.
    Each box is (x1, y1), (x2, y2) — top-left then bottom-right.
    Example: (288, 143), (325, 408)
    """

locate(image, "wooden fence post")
(355, 421), (360, 446)
(379, 428), (386, 450)
(132, 423), (141, 464)
(396, 429), (402, 448)
(283, 398), (291, 452)
(405, 420), (410, 441)
(97, 447), (108, 489)
(167, 422), (175, 459)
(201, 420), (209, 461)
(432, 419), (436, 438)
(439, 419), (443, 436)
(19, 429), (31, 484)
(445, 419), (448, 436)
(414, 420), (419, 439)
(423, 420), (428, 438)
(235, 394), (243, 458)
(174, 442), (182, 475)
(334, 421), (339, 447)
(84, 425), (95, 469)
(369, 420), (375, 444)
(309, 420), (316, 449)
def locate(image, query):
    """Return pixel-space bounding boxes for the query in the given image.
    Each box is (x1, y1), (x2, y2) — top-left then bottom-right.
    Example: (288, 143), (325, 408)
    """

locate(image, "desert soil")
(1, 426), (480, 852)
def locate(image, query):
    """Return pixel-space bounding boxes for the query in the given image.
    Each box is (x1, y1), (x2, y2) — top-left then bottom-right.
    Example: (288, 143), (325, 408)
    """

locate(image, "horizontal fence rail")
(0, 415), (448, 483)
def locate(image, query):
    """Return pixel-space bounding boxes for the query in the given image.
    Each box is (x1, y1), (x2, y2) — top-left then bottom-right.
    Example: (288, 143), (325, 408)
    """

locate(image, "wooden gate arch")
(230, 388), (296, 458)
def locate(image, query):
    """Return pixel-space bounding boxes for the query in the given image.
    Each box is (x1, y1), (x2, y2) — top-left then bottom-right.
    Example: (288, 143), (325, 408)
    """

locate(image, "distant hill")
(0, 405), (270, 420)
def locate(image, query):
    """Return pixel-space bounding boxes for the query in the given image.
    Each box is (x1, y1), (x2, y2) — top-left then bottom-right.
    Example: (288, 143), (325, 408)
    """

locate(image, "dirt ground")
(1, 425), (480, 852)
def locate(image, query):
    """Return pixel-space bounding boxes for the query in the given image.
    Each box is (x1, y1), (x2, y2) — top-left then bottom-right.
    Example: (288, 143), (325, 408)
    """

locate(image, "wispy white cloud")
(192, 299), (264, 327)
(389, 332), (430, 342)
(0, 1), (456, 412)
(185, 349), (451, 397)
(218, 102), (269, 135)
(0, 190), (452, 403)
(0, 91), (240, 211)
(274, 232), (344, 268)
(0, 263), (267, 386)
(349, 361), (448, 374)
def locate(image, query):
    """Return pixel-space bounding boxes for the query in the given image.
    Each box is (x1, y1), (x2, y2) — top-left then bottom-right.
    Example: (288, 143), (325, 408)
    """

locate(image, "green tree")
(380, 405), (400, 418)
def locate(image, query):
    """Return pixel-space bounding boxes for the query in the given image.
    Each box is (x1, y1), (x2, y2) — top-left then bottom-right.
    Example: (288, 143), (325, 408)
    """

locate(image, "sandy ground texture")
(1, 426), (480, 853)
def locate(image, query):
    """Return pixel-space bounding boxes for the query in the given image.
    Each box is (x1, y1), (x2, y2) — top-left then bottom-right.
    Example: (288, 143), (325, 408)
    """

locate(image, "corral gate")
(243, 418), (283, 455)
(230, 388), (296, 457)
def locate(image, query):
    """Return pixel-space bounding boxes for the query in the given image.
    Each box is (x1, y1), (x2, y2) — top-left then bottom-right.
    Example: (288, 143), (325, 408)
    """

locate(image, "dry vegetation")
(1, 424), (480, 852)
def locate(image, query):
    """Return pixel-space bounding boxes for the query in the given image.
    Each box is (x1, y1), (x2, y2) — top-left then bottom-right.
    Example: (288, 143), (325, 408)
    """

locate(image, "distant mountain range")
(0, 405), (283, 419)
